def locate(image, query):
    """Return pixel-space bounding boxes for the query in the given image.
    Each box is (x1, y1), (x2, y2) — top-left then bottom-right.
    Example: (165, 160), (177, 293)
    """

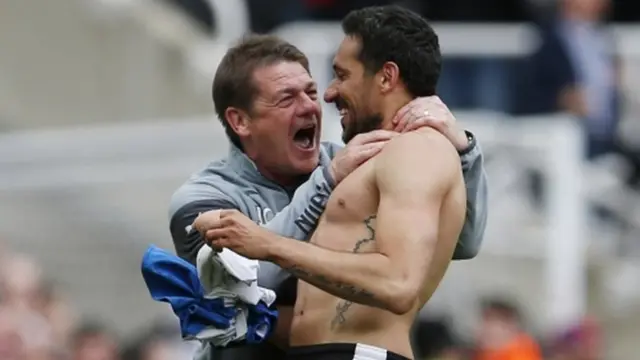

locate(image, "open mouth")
(335, 99), (349, 124)
(293, 124), (317, 151)
(339, 109), (349, 126)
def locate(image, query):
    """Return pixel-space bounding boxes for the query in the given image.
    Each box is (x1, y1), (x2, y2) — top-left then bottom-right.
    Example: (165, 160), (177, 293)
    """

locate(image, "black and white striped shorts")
(286, 343), (411, 360)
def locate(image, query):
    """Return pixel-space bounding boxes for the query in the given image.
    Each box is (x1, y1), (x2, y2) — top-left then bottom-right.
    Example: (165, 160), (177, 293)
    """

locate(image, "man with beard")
(194, 6), (472, 360)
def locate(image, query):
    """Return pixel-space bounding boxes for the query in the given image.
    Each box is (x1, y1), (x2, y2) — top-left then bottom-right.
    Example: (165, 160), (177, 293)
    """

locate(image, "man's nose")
(324, 83), (338, 103)
(297, 92), (320, 115)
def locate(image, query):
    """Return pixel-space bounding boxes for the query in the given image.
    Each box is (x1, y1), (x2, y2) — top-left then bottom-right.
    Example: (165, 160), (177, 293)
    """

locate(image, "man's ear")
(378, 61), (401, 94)
(224, 107), (251, 137)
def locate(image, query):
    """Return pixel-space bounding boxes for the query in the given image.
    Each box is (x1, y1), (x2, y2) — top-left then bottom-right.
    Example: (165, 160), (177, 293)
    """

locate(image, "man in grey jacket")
(169, 34), (487, 359)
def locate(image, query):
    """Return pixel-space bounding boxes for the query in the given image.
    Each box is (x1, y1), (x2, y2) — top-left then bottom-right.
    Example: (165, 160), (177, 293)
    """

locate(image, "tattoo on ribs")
(330, 215), (377, 329)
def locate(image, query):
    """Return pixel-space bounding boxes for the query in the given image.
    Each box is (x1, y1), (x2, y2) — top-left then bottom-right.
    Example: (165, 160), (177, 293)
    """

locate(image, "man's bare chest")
(310, 161), (379, 253)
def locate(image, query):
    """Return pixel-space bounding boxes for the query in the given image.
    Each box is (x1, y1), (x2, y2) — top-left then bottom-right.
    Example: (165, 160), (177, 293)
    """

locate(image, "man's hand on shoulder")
(392, 96), (470, 152)
(328, 129), (397, 183)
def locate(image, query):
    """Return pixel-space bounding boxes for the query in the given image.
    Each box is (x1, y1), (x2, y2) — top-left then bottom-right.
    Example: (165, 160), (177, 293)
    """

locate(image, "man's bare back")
(288, 128), (466, 358)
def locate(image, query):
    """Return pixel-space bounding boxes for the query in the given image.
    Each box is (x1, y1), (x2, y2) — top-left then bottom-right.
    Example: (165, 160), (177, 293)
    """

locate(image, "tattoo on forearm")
(285, 265), (377, 306)
(331, 215), (376, 329)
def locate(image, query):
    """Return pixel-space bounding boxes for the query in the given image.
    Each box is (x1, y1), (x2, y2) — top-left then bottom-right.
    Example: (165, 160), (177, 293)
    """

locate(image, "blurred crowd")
(414, 298), (600, 360)
(0, 244), (198, 360)
(165, 0), (640, 34)
(0, 240), (601, 360)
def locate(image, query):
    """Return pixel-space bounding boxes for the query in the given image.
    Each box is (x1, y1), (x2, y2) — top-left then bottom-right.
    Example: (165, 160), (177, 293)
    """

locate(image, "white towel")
(195, 245), (277, 346)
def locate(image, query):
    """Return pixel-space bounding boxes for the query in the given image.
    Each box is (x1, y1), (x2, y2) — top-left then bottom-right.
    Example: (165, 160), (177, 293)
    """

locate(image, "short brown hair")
(212, 34), (310, 149)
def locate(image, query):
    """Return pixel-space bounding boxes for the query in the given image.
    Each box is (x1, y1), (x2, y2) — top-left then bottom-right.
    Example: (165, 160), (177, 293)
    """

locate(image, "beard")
(341, 113), (384, 144)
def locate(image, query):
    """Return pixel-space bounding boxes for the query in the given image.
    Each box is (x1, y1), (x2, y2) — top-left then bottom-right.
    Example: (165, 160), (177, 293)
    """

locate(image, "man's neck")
(250, 154), (305, 188)
(257, 165), (305, 188)
(380, 92), (414, 131)
(240, 145), (300, 187)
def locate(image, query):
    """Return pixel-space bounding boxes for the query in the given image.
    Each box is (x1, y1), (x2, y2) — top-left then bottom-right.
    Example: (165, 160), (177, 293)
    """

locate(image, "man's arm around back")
(455, 135), (488, 259)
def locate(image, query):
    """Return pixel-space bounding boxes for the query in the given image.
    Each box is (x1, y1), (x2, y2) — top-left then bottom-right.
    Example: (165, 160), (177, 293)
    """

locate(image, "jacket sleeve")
(261, 166), (335, 240)
(454, 132), (488, 260)
(169, 197), (239, 265)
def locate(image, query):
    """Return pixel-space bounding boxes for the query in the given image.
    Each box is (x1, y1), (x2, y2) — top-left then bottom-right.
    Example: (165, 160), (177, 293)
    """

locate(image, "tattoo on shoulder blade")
(331, 215), (377, 329)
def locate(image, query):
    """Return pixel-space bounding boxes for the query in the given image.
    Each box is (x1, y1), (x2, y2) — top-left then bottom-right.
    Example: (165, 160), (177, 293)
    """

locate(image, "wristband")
(458, 131), (476, 156)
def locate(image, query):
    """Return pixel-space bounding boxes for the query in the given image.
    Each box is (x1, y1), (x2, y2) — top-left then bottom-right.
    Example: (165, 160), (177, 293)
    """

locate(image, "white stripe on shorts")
(353, 343), (388, 360)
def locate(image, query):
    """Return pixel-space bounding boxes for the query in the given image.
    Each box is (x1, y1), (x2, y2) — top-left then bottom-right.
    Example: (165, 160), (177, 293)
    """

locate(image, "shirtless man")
(194, 6), (467, 360)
